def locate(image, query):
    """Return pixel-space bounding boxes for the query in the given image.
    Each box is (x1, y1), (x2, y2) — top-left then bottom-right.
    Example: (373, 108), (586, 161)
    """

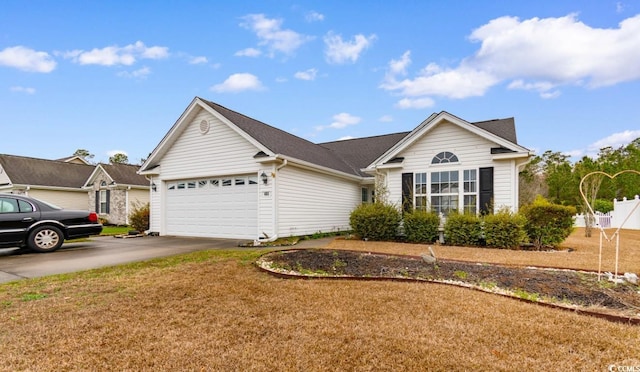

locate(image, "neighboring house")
(0, 154), (149, 225)
(0, 154), (95, 209)
(84, 163), (150, 225)
(139, 97), (531, 241)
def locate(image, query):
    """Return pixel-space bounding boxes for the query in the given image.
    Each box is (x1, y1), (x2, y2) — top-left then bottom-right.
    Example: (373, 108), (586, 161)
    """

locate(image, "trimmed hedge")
(483, 209), (527, 249)
(520, 196), (576, 249)
(403, 210), (441, 244)
(349, 203), (401, 241)
(443, 212), (482, 247)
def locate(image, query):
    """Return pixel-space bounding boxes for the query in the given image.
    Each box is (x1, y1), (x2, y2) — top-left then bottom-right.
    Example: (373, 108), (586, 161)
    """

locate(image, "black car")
(0, 194), (103, 253)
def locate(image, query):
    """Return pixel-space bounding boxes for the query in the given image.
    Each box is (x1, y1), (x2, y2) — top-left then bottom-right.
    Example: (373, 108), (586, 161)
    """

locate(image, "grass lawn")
(1, 229), (639, 370)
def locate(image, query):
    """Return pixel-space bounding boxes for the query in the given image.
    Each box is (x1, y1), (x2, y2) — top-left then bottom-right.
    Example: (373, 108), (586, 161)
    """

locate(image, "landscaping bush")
(520, 196), (576, 249)
(483, 208), (527, 249)
(443, 212), (482, 246)
(593, 199), (614, 213)
(403, 210), (441, 243)
(349, 203), (401, 241)
(129, 202), (150, 233)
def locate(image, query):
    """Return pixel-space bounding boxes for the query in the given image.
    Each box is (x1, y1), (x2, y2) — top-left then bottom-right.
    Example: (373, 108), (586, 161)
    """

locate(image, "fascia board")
(491, 152), (532, 161)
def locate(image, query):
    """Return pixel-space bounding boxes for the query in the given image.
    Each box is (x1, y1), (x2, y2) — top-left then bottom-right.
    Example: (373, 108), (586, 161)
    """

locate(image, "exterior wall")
(26, 189), (88, 210)
(159, 109), (260, 180)
(276, 165), (361, 237)
(149, 176), (161, 233)
(126, 188), (150, 225)
(156, 108), (262, 235)
(387, 121), (518, 212)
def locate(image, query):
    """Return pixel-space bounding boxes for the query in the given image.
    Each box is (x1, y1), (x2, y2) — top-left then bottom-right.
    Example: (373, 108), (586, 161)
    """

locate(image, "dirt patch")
(259, 249), (640, 321)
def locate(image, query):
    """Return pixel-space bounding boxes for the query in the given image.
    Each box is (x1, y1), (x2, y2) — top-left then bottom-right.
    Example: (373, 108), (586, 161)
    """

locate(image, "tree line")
(520, 138), (640, 213)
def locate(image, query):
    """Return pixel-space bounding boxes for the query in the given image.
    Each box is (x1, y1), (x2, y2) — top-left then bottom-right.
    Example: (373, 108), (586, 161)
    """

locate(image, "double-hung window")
(415, 173), (428, 210)
(430, 171), (459, 215)
(463, 170), (477, 214)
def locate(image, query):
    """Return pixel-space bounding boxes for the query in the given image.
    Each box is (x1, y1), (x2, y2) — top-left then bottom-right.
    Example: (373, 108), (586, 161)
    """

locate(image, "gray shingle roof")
(0, 154), (94, 188)
(101, 163), (148, 186)
(198, 98), (520, 178)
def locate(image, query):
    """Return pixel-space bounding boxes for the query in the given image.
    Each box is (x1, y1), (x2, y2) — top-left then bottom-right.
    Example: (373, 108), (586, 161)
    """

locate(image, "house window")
(463, 170), (477, 214)
(222, 179), (232, 187)
(99, 190), (110, 214)
(432, 151), (459, 164)
(235, 178), (245, 186)
(361, 188), (369, 203)
(187, 181), (196, 189)
(415, 173), (428, 211)
(198, 180), (207, 188)
(431, 171), (458, 215)
(210, 179), (219, 187)
(248, 176), (258, 185)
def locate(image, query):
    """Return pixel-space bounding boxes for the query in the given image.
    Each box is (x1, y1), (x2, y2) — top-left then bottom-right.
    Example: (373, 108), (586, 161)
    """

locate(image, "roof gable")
(0, 154), (94, 189)
(85, 163), (148, 187)
(369, 111), (529, 167)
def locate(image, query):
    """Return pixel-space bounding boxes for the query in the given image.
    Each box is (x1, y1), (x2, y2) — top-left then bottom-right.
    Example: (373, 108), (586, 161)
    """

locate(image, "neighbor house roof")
(141, 97), (526, 179)
(0, 154), (95, 189)
(85, 163), (149, 188)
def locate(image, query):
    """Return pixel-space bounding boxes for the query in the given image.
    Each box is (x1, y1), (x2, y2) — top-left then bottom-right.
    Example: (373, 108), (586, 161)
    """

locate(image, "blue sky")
(2, 1), (640, 165)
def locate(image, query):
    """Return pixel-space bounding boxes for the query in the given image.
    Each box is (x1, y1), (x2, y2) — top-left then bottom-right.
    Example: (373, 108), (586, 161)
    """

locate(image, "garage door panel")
(165, 175), (258, 239)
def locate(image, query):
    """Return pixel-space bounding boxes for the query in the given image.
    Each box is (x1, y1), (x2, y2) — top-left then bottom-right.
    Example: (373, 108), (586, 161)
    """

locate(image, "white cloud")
(381, 14), (640, 102)
(324, 32), (376, 64)
(306, 11), (324, 22)
(117, 66), (151, 79)
(189, 56), (208, 64)
(0, 46), (56, 72)
(395, 97), (435, 109)
(64, 41), (169, 66)
(210, 73), (265, 93)
(10, 86), (36, 94)
(315, 113), (361, 131)
(235, 48), (262, 57)
(240, 14), (313, 56)
(336, 136), (355, 141)
(588, 130), (640, 152)
(378, 115), (393, 122)
(294, 68), (318, 81)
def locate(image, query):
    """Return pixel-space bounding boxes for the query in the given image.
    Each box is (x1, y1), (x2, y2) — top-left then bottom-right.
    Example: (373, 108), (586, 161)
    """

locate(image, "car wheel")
(28, 225), (64, 253)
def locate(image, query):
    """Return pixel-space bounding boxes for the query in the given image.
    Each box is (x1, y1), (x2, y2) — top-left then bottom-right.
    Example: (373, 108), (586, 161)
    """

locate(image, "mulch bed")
(258, 249), (640, 323)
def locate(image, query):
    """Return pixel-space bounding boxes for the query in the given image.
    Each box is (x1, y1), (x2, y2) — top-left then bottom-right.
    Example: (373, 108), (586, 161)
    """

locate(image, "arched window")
(431, 151), (458, 164)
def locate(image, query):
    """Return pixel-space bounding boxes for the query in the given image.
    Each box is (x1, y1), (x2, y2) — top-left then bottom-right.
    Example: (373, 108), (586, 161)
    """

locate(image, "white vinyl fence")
(574, 195), (640, 230)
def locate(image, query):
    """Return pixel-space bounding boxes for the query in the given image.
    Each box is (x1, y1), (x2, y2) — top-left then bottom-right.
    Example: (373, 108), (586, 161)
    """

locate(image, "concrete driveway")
(0, 235), (247, 284)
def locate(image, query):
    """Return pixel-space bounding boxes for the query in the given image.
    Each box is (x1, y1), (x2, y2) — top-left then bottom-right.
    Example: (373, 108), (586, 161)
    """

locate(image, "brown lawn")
(0, 228), (639, 371)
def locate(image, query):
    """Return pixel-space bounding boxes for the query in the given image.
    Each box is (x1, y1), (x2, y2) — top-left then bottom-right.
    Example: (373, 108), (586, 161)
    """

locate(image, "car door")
(0, 197), (40, 246)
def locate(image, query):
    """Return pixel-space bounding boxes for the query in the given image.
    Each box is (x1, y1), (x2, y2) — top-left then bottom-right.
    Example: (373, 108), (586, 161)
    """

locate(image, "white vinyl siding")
(160, 110), (260, 180)
(150, 177), (161, 233)
(386, 120), (517, 213)
(277, 166), (360, 237)
(156, 109), (263, 237)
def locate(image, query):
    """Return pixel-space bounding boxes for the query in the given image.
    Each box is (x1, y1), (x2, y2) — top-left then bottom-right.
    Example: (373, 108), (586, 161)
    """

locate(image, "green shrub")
(444, 212), (482, 246)
(520, 196), (576, 249)
(349, 203), (401, 241)
(403, 210), (441, 243)
(593, 199), (614, 213)
(128, 202), (150, 233)
(483, 208), (527, 249)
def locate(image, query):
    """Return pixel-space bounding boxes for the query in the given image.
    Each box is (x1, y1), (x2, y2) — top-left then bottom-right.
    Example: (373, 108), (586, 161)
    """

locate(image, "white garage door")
(165, 175), (258, 239)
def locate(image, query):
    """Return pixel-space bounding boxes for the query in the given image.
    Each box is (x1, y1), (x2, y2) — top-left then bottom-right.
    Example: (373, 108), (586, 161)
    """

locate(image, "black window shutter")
(479, 167), (494, 215)
(106, 190), (111, 214)
(401, 173), (413, 213)
(95, 191), (99, 212)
